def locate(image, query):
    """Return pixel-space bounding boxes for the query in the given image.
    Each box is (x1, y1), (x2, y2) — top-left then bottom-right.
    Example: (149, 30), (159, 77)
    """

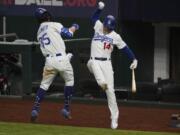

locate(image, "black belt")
(91, 57), (111, 61)
(46, 53), (61, 57)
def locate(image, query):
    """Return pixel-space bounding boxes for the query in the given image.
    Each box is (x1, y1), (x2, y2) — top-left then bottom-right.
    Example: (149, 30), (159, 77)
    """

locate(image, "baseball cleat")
(111, 119), (118, 129)
(30, 110), (39, 123)
(61, 108), (72, 119)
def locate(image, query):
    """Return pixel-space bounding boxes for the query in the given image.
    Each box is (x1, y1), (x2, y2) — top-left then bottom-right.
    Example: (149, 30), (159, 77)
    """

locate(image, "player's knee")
(96, 79), (104, 86)
(40, 84), (49, 91)
(87, 60), (93, 73)
(65, 80), (74, 86)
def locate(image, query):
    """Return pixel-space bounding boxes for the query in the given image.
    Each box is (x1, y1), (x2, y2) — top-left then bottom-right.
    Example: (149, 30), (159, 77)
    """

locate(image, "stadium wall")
(0, 16), (155, 85)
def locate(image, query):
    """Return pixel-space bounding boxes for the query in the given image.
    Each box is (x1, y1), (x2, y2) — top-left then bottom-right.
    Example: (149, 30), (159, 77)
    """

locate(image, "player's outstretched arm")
(61, 23), (79, 38)
(121, 46), (138, 69)
(91, 1), (105, 25)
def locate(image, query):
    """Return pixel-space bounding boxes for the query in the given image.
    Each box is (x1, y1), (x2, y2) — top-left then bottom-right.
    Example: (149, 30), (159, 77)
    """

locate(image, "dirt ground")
(0, 98), (179, 133)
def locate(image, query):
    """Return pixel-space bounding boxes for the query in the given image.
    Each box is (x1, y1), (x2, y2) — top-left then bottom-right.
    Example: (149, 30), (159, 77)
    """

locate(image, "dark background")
(0, 0), (180, 102)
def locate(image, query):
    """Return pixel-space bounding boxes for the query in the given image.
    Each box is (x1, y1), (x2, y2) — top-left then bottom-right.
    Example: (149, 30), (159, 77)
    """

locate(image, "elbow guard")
(61, 27), (73, 38)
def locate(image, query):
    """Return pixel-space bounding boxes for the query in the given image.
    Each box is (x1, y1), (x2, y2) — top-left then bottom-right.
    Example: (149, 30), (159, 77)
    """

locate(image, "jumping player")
(87, 2), (138, 129)
(31, 8), (79, 122)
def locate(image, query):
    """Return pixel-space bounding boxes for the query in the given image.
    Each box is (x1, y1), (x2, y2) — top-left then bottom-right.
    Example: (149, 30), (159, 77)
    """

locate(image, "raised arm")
(91, 1), (105, 25)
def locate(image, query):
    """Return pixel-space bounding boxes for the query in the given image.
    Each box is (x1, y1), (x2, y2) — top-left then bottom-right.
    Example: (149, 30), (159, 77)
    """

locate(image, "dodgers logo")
(93, 33), (113, 44)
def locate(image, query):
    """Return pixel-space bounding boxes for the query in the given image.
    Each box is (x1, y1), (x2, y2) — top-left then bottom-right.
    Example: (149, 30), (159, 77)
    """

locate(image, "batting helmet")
(103, 15), (116, 31)
(35, 8), (52, 23)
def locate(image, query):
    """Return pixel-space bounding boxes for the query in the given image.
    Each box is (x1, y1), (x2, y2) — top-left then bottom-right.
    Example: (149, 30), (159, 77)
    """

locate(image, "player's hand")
(67, 53), (73, 61)
(69, 24), (79, 33)
(71, 23), (79, 30)
(130, 59), (138, 69)
(98, 1), (105, 10)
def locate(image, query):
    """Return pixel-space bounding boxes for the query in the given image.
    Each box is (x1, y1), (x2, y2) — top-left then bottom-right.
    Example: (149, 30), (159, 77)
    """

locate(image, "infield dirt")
(0, 98), (179, 133)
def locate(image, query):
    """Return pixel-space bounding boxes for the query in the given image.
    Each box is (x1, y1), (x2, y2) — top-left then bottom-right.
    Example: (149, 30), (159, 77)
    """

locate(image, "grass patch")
(0, 122), (179, 135)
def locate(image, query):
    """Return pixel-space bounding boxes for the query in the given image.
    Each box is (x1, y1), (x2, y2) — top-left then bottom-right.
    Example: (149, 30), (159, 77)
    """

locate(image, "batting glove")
(72, 23), (79, 30)
(130, 59), (138, 69)
(67, 53), (73, 61)
(98, 1), (105, 10)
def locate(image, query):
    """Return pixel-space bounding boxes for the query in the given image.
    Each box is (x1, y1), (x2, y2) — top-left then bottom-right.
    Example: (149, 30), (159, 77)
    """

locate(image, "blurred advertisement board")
(0, 0), (119, 18)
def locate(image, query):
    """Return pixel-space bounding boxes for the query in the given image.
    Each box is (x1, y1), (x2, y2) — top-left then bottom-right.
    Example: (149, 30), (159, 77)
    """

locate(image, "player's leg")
(87, 60), (107, 90)
(87, 59), (93, 73)
(101, 61), (119, 129)
(31, 66), (57, 122)
(105, 89), (119, 129)
(59, 60), (74, 119)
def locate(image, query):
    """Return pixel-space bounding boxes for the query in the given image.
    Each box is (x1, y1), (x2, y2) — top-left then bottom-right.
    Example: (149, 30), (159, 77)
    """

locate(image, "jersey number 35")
(39, 33), (51, 48)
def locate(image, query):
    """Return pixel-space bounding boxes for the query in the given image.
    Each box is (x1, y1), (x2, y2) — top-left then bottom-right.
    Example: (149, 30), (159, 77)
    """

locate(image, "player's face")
(103, 26), (111, 34)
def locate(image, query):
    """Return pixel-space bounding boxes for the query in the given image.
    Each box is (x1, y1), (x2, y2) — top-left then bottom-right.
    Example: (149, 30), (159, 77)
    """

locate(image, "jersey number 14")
(104, 42), (111, 50)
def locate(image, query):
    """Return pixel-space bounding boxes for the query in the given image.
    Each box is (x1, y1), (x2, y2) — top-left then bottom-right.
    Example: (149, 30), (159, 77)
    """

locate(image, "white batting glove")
(67, 53), (73, 61)
(130, 59), (138, 69)
(98, 1), (105, 10)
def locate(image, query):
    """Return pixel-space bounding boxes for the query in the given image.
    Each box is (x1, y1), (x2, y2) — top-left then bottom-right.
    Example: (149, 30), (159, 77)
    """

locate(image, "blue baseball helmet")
(35, 8), (47, 19)
(103, 15), (116, 30)
(35, 8), (52, 23)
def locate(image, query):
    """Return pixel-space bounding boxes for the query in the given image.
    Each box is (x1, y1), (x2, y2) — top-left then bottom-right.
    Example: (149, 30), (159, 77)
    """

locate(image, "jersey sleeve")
(91, 9), (102, 25)
(53, 22), (64, 33)
(94, 20), (103, 32)
(114, 34), (127, 49)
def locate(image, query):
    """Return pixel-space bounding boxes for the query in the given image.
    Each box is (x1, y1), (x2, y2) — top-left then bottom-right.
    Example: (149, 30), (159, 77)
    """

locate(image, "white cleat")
(111, 119), (118, 129)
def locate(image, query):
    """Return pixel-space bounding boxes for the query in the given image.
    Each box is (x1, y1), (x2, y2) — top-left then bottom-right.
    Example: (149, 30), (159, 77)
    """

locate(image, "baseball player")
(30, 8), (79, 122)
(87, 2), (138, 129)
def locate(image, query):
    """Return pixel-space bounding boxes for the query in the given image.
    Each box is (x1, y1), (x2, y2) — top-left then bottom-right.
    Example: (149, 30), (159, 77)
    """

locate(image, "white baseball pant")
(40, 55), (74, 91)
(87, 59), (119, 120)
